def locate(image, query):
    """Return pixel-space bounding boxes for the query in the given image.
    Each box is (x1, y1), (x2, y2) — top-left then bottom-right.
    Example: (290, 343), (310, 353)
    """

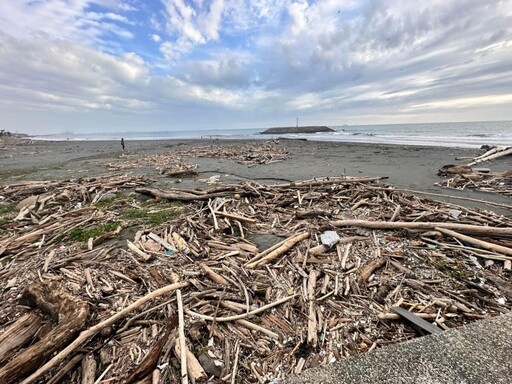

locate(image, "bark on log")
(330, 220), (512, 237)
(0, 282), (89, 384)
(0, 313), (42, 364)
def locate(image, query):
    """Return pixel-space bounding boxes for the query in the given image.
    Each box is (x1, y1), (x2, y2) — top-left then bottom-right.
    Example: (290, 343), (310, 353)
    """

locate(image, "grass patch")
(121, 202), (183, 226)
(433, 261), (473, 280)
(0, 203), (17, 216)
(68, 222), (120, 242)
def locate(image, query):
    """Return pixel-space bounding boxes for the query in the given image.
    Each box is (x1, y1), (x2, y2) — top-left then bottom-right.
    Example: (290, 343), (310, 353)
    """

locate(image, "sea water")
(33, 120), (512, 148)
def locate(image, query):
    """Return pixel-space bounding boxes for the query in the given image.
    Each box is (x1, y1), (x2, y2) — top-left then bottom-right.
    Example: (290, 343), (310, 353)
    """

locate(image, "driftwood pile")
(177, 142), (288, 166)
(1, 175), (512, 384)
(438, 146), (512, 197)
(439, 170), (512, 197)
(106, 142), (288, 176)
(107, 155), (198, 178)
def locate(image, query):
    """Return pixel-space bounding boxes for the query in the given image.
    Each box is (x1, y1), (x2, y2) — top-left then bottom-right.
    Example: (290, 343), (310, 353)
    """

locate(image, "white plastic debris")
(320, 231), (340, 248)
(449, 209), (462, 219)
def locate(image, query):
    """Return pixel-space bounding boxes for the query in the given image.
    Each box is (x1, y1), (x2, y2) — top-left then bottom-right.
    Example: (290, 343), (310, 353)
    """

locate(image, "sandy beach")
(1, 137), (510, 211)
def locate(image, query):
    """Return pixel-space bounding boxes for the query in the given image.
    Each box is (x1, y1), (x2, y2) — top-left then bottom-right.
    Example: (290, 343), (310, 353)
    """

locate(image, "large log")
(0, 282), (89, 383)
(330, 220), (512, 238)
(246, 232), (310, 269)
(0, 313), (42, 364)
(136, 187), (249, 201)
(468, 147), (512, 166)
(436, 227), (512, 257)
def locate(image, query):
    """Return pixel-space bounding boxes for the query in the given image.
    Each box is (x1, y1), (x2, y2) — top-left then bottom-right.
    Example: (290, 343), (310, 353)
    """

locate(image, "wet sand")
(1, 138), (510, 212)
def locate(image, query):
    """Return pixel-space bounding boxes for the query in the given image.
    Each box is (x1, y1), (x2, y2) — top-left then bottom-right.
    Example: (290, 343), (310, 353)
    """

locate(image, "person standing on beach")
(121, 138), (125, 151)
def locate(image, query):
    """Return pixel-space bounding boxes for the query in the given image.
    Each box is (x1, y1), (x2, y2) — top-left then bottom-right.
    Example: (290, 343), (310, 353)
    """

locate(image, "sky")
(0, 0), (511, 134)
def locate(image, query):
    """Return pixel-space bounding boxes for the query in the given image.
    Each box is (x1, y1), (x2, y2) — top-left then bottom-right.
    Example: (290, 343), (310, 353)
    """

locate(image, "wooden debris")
(1, 171), (511, 383)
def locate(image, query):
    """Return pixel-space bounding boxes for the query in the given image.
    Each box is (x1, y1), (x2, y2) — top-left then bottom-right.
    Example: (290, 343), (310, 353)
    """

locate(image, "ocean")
(33, 120), (512, 149)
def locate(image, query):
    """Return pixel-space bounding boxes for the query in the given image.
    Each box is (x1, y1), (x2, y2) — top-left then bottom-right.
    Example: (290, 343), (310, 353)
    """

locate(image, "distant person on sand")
(121, 138), (125, 151)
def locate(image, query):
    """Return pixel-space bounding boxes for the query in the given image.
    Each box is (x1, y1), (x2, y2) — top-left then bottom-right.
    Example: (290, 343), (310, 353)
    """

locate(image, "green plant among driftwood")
(67, 222), (121, 242)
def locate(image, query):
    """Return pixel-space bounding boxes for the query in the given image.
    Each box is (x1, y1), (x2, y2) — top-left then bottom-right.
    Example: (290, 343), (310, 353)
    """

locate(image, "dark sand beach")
(1, 137), (510, 211)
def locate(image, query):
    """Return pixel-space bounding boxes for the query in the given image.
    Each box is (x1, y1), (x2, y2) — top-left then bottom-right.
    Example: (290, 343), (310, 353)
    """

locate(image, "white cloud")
(1, 0), (512, 134)
(0, 1), (134, 46)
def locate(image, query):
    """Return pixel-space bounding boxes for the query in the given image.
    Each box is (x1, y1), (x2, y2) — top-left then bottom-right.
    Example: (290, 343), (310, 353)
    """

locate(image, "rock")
(198, 353), (223, 377)
(320, 231), (340, 248)
(247, 233), (284, 251)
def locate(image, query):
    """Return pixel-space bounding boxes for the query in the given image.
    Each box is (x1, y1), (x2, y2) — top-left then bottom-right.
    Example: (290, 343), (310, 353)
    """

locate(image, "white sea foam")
(31, 121), (512, 148)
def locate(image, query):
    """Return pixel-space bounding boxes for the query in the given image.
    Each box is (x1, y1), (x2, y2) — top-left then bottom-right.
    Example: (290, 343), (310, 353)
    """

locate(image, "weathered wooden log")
(0, 282), (89, 383)
(435, 227), (512, 257)
(81, 353), (96, 384)
(0, 313), (42, 365)
(246, 232), (310, 269)
(136, 187), (249, 201)
(468, 147), (512, 166)
(271, 176), (388, 189)
(331, 220), (512, 237)
(307, 270), (319, 347)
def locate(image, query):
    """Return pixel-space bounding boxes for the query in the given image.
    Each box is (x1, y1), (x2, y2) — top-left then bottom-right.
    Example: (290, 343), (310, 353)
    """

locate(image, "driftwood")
(246, 232), (310, 268)
(331, 220), (512, 237)
(436, 227), (512, 257)
(0, 313), (42, 364)
(358, 258), (387, 284)
(81, 354), (96, 384)
(20, 282), (189, 384)
(121, 316), (178, 383)
(0, 282), (89, 383)
(468, 146), (512, 166)
(177, 289), (188, 384)
(136, 187), (249, 202)
(1, 170), (512, 383)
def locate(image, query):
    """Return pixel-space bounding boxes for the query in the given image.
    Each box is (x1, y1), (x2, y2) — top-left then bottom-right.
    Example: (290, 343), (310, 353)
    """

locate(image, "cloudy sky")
(1, 0), (511, 134)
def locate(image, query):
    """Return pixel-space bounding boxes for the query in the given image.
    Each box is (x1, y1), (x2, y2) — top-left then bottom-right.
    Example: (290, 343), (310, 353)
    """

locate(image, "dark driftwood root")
(0, 282), (89, 383)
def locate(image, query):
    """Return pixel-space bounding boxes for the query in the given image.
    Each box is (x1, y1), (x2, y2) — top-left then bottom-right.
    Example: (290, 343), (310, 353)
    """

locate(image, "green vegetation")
(68, 222), (120, 242)
(433, 261), (473, 280)
(121, 202), (182, 226)
(0, 203), (16, 216)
